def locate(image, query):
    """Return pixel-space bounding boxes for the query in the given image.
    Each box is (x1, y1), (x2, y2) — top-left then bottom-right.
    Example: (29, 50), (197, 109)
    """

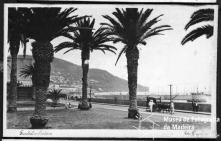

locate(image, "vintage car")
(146, 96), (171, 112)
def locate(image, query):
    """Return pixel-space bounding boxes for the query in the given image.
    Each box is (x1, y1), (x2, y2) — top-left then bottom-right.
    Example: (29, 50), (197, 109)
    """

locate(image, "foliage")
(101, 8), (172, 65)
(25, 8), (88, 42)
(8, 8), (31, 56)
(19, 64), (35, 79)
(54, 17), (117, 55)
(181, 8), (214, 45)
(47, 89), (66, 102)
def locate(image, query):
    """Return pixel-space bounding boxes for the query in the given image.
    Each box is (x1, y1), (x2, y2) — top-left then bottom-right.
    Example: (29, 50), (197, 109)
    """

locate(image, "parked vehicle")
(146, 96), (172, 113)
(146, 96), (161, 112)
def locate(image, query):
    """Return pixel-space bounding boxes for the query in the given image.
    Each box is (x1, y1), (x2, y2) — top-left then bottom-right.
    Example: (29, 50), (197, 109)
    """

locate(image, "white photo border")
(3, 3), (219, 138)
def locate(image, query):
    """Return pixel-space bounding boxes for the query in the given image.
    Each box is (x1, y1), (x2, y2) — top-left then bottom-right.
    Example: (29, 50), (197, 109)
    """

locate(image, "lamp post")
(169, 84), (173, 103)
(89, 85), (92, 100)
(89, 80), (94, 108)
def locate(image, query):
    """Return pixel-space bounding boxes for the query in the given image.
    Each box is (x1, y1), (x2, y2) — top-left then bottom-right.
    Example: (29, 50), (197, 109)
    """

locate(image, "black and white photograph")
(3, 3), (218, 138)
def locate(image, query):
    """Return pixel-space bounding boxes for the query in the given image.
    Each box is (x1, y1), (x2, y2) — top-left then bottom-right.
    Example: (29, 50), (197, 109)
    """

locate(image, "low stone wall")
(17, 87), (33, 100)
(7, 86), (33, 100)
(91, 98), (211, 113)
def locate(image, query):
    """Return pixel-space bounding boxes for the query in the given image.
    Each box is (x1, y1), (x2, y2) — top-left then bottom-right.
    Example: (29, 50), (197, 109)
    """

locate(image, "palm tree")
(181, 8), (214, 45)
(19, 64), (36, 100)
(47, 89), (65, 106)
(25, 7), (86, 128)
(8, 8), (30, 112)
(54, 18), (116, 110)
(102, 8), (172, 118)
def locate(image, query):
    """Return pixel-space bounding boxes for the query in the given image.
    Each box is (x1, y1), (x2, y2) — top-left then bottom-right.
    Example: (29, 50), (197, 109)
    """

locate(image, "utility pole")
(169, 84), (173, 103)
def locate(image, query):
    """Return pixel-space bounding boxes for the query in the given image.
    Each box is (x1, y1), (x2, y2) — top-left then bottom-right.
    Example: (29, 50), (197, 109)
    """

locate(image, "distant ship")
(187, 92), (211, 103)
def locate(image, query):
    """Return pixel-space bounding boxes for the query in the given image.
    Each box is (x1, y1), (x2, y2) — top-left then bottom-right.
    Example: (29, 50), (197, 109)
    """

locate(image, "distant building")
(7, 56), (33, 86)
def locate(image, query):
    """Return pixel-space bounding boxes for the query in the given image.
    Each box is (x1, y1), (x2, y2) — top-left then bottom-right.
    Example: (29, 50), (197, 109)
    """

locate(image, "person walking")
(149, 100), (154, 112)
(195, 101), (199, 112)
(170, 101), (175, 114)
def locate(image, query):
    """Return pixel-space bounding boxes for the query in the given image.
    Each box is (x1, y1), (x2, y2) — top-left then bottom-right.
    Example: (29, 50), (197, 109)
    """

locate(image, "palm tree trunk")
(8, 52), (18, 112)
(126, 47), (139, 118)
(79, 47), (90, 110)
(30, 41), (53, 129)
(32, 86), (36, 100)
(32, 75), (36, 100)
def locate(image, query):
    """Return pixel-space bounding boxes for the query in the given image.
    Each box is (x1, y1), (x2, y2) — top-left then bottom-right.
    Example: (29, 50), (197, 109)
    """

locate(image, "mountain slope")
(8, 55), (148, 92)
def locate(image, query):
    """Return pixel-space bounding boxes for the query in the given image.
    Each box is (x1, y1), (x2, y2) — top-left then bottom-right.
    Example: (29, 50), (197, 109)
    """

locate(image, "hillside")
(7, 55), (148, 92)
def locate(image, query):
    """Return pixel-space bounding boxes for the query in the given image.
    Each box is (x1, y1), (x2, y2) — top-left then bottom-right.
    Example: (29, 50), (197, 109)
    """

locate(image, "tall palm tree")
(8, 8), (30, 112)
(181, 8), (214, 45)
(26, 7), (86, 128)
(54, 18), (117, 110)
(19, 64), (36, 100)
(102, 8), (172, 118)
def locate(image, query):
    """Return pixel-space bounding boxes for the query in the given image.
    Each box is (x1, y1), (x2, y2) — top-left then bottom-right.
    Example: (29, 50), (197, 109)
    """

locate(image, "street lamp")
(89, 80), (94, 102)
(89, 85), (92, 100)
(169, 84), (173, 104)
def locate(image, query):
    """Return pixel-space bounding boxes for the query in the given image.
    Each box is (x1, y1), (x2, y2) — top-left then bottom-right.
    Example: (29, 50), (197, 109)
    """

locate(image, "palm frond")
(19, 64), (35, 78)
(138, 14), (163, 39)
(55, 17), (116, 56)
(102, 8), (172, 59)
(54, 42), (79, 53)
(140, 25), (173, 43)
(181, 25), (213, 45)
(100, 23), (115, 29)
(49, 89), (62, 95)
(95, 48), (117, 55)
(59, 31), (76, 40)
(112, 8), (127, 28)
(109, 37), (125, 44)
(48, 89), (65, 100)
(102, 15), (123, 30)
(102, 15), (124, 36)
(138, 40), (147, 45)
(115, 45), (128, 66)
(8, 8), (31, 57)
(96, 44), (117, 50)
(63, 48), (80, 54)
(59, 26), (93, 35)
(88, 25), (118, 54)
(185, 8), (214, 30)
(138, 8), (153, 27)
(26, 7), (89, 42)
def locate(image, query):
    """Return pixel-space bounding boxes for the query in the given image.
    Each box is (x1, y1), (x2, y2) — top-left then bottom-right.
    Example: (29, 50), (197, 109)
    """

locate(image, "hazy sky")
(12, 4), (217, 94)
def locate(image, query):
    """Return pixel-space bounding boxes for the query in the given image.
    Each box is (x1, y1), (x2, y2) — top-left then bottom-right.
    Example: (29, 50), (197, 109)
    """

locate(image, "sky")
(11, 4), (217, 94)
